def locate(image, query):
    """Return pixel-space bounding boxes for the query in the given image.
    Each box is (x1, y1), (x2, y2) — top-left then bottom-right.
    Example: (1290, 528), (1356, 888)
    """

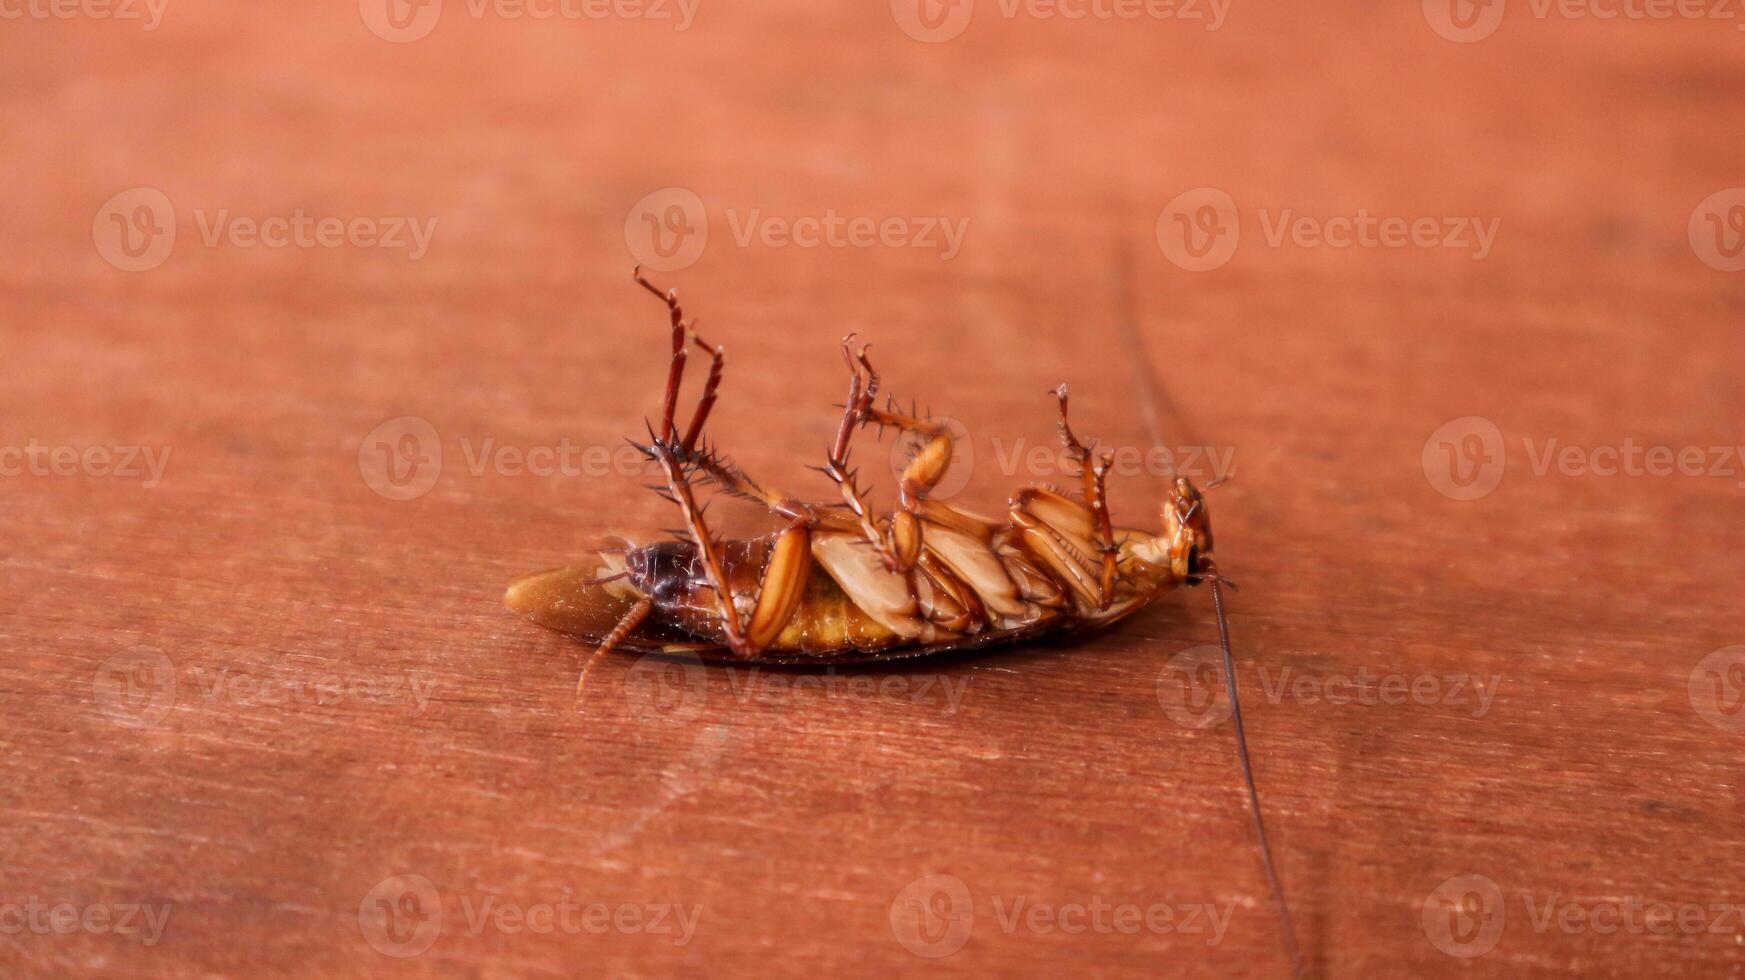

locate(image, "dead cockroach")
(505, 268), (1303, 976)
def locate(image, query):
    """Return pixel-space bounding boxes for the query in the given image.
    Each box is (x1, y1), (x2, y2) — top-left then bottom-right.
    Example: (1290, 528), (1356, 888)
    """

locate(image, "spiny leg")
(622, 268), (750, 657)
(1053, 384), (1118, 608)
(863, 367), (960, 573)
(633, 267), (850, 531)
(633, 266), (723, 453)
(819, 336), (904, 568)
(685, 444), (863, 540)
(822, 342), (960, 573)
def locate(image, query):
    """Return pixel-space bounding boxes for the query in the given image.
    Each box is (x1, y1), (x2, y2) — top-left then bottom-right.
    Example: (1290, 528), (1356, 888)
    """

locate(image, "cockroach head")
(1160, 476), (1217, 581)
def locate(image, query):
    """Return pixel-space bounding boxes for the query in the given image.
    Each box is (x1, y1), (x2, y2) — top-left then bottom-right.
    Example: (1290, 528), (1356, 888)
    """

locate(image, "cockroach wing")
(503, 550), (711, 654)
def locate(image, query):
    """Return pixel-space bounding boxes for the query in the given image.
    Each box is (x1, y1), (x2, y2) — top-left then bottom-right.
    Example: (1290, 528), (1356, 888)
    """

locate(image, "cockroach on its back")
(504, 269), (1304, 977)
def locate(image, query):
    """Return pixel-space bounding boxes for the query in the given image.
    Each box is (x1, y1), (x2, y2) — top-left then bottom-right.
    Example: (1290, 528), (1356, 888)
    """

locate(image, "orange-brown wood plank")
(2, 1), (1742, 976)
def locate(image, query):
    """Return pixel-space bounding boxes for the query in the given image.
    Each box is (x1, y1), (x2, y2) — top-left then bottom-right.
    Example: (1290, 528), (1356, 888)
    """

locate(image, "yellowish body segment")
(645, 493), (1176, 657)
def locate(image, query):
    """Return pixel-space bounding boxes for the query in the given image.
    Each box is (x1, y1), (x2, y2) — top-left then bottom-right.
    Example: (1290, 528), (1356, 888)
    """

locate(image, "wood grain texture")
(3, 1), (1743, 976)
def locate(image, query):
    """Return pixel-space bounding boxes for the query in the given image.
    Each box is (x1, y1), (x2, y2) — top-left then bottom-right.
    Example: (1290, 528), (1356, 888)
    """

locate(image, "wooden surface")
(4, 1), (1743, 976)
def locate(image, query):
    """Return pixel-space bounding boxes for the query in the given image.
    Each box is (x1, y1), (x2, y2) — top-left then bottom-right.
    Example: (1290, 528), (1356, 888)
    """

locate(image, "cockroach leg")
(844, 347), (958, 575)
(821, 336), (904, 568)
(1008, 496), (1106, 611)
(1052, 384), (1119, 608)
(742, 524), (814, 650)
(685, 449), (826, 527)
(633, 266), (690, 446)
(633, 267), (751, 656)
(653, 425), (750, 656)
(679, 331), (723, 453)
(632, 267), (725, 454)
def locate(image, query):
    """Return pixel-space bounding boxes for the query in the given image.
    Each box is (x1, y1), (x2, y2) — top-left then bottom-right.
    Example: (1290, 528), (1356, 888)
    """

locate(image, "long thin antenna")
(1109, 220), (1303, 975)
(1211, 578), (1305, 979)
(577, 596), (652, 698)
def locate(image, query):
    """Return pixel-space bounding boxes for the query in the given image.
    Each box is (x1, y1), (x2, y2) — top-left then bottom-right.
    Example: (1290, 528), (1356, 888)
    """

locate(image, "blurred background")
(3, 0), (1742, 976)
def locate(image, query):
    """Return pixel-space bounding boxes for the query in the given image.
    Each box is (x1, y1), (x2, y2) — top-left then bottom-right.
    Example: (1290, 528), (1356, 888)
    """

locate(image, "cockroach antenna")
(1210, 577), (1305, 979)
(1104, 228), (1302, 976)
